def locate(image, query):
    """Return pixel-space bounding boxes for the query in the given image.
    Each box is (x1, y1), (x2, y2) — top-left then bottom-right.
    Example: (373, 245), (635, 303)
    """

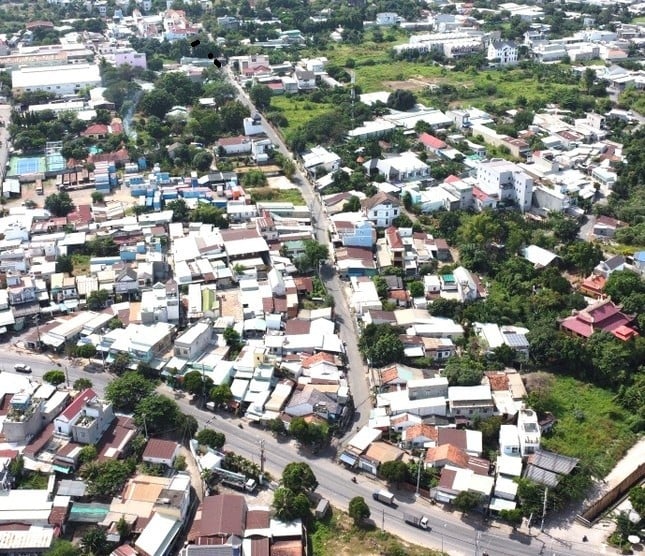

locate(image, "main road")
(224, 66), (373, 429)
(0, 350), (602, 556)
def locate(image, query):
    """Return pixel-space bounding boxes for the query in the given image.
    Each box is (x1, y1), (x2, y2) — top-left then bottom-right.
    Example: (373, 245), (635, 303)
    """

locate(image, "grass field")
(249, 186), (304, 204)
(270, 95), (335, 132)
(311, 512), (442, 556)
(72, 254), (91, 276)
(632, 16), (645, 24)
(531, 374), (637, 477)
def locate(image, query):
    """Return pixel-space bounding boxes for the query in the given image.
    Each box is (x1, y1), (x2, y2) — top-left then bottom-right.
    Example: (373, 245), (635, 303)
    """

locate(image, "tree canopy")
(281, 462), (318, 493)
(105, 371), (155, 413)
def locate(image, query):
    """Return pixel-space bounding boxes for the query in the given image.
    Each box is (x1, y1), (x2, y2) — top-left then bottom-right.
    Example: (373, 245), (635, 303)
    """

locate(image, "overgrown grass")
(72, 254), (91, 275)
(16, 472), (48, 490)
(249, 187), (304, 204)
(310, 512), (443, 556)
(270, 95), (335, 136)
(534, 375), (637, 477)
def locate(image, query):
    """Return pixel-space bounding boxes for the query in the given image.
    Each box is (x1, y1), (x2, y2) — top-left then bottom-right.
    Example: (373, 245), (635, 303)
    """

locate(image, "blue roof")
(634, 251), (645, 263)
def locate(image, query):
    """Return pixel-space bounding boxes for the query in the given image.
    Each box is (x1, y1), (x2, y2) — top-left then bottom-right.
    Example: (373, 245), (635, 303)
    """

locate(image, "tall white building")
(476, 160), (533, 212)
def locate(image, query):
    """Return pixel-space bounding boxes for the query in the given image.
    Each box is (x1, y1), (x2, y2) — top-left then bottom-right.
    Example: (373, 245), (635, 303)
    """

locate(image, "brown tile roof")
(389, 290), (409, 302)
(192, 495), (247, 539)
(24, 423), (54, 457)
(48, 505), (69, 527)
(380, 365), (400, 385)
(142, 439), (179, 461)
(294, 277), (313, 293)
(437, 428), (467, 451)
(425, 444), (469, 468)
(271, 539), (303, 556)
(386, 226), (403, 249)
(485, 373), (509, 391)
(220, 228), (261, 241)
(250, 538), (270, 556)
(434, 238), (450, 250)
(284, 319), (311, 335)
(245, 509), (270, 529)
(301, 352), (337, 368)
(97, 416), (137, 461)
(218, 135), (250, 147)
(438, 467), (457, 490)
(361, 191), (400, 211)
(405, 424), (438, 442)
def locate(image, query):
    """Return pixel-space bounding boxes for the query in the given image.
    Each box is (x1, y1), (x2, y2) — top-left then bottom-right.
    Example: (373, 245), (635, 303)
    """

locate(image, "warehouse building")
(11, 64), (102, 96)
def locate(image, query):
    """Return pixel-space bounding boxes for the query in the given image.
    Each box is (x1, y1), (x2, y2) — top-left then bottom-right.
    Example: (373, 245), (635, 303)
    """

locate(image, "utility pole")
(381, 508), (385, 531)
(540, 487), (548, 531)
(415, 449), (424, 496)
(33, 314), (41, 347)
(64, 366), (70, 389)
(142, 413), (148, 439)
(259, 439), (265, 474)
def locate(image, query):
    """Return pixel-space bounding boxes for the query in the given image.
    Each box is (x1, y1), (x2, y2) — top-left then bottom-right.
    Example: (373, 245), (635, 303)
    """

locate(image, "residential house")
(302, 146), (341, 176)
(559, 298), (638, 341)
(174, 321), (212, 361)
(331, 218), (376, 249)
(517, 408), (541, 457)
(140, 281), (180, 324)
(364, 152), (431, 182)
(114, 266), (139, 298)
(593, 254), (625, 279)
(218, 135), (252, 155)
(473, 322), (530, 360)
(402, 423), (438, 448)
(523, 449), (578, 488)
(295, 69), (315, 91)
(243, 113), (264, 136)
(434, 465), (494, 504)
(142, 439), (180, 467)
(487, 40), (518, 65)
(476, 160), (533, 212)
(360, 192), (401, 228)
(448, 385), (494, 418)
(499, 424), (520, 457)
(283, 385), (343, 423)
(376, 12), (399, 25)
(54, 388), (115, 445)
(419, 132), (447, 154)
(593, 215), (626, 239)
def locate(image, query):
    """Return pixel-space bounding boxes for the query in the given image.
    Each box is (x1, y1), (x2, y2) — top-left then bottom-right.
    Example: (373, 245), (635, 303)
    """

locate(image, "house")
(174, 321), (212, 360)
(434, 465), (495, 504)
(218, 135), (252, 155)
(142, 439), (180, 467)
(523, 449), (578, 488)
(593, 215), (626, 239)
(243, 113), (264, 136)
(517, 408), (541, 456)
(360, 192), (401, 228)
(419, 133), (447, 153)
(187, 494), (246, 544)
(402, 423), (438, 448)
(487, 40), (518, 65)
(283, 385), (342, 422)
(376, 12), (399, 25)
(593, 255), (625, 279)
(448, 385), (494, 418)
(521, 245), (558, 269)
(476, 160), (533, 212)
(302, 146), (341, 175)
(54, 388), (115, 445)
(114, 266), (139, 297)
(364, 152), (430, 182)
(559, 298), (638, 341)
(295, 69), (315, 91)
(332, 218), (376, 249)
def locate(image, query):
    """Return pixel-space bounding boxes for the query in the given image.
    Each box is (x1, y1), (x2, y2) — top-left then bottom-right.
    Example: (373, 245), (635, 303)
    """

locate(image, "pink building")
(114, 50), (147, 70)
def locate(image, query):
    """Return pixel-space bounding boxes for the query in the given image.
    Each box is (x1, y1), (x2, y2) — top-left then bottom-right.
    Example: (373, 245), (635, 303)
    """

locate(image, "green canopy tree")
(281, 462), (317, 494)
(73, 378), (93, 391)
(379, 460), (408, 487)
(43, 370), (66, 386)
(196, 428), (226, 449)
(348, 496), (370, 526)
(45, 191), (75, 217)
(105, 371), (155, 413)
(272, 487), (311, 522)
(209, 384), (233, 406)
(182, 370), (213, 396)
(81, 526), (110, 556)
(134, 394), (181, 435)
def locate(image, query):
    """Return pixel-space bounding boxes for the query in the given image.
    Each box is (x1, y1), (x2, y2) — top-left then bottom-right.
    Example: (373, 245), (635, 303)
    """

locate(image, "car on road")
(14, 364), (32, 373)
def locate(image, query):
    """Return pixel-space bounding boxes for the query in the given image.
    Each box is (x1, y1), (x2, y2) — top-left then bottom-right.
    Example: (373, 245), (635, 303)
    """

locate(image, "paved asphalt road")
(224, 67), (372, 432)
(0, 350), (603, 556)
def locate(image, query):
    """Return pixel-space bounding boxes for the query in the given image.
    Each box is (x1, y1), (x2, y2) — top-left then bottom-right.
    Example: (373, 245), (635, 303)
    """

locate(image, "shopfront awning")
(339, 452), (358, 466)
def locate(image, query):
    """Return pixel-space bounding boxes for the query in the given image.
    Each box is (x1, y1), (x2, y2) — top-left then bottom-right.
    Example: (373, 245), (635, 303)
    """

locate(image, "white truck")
(404, 513), (430, 530)
(372, 489), (396, 506)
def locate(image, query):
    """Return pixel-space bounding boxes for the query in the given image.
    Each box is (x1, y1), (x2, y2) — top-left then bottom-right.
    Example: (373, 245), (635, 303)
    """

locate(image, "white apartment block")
(476, 160), (533, 212)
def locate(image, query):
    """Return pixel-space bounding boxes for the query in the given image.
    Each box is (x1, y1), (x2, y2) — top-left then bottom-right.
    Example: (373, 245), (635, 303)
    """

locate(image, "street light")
(415, 449), (425, 497)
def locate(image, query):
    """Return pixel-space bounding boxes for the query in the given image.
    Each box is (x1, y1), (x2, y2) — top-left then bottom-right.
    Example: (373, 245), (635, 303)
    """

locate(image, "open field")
(311, 512), (441, 556)
(270, 95), (335, 133)
(527, 374), (637, 477)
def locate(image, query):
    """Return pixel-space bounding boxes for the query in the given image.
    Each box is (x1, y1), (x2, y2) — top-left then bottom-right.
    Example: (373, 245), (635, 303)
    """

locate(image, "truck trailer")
(372, 490), (396, 506)
(404, 513), (430, 530)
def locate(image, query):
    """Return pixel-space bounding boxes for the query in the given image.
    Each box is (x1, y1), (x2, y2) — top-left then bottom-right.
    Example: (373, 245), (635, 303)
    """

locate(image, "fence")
(576, 462), (645, 527)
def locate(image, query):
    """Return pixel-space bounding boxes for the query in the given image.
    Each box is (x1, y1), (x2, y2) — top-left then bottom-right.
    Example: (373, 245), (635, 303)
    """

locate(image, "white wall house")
(360, 192), (401, 228)
(487, 40), (518, 65)
(174, 322), (213, 360)
(476, 160), (533, 212)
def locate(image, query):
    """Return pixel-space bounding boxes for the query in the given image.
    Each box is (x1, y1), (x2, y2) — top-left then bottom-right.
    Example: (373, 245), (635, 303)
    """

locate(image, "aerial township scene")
(0, 0), (642, 555)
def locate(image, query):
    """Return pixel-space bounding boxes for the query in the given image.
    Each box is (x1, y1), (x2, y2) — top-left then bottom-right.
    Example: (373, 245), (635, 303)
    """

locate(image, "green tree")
(250, 85), (272, 110)
(408, 281), (425, 298)
(45, 540), (81, 556)
(107, 317), (124, 330)
(348, 496), (370, 526)
(45, 191), (75, 217)
(272, 487), (311, 522)
(209, 384), (233, 406)
(193, 151), (213, 172)
(342, 195), (361, 212)
(453, 490), (484, 513)
(223, 326), (242, 348)
(387, 89), (417, 111)
(549, 214), (580, 243)
(91, 191), (105, 204)
(182, 370), (213, 396)
(359, 323), (405, 367)
(81, 526), (110, 556)
(561, 241), (603, 276)
(444, 355), (485, 386)
(108, 352), (131, 376)
(379, 460), (408, 486)
(134, 394), (181, 435)
(298, 239), (329, 272)
(73, 378), (93, 390)
(242, 169), (268, 187)
(139, 89), (176, 119)
(190, 204), (229, 228)
(43, 370), (66, 386)
(173, 455), (187, 471)
(281, 462), (317, 494)
(196, 428), (226, 449)
(80, 459), (134, 497)
(116, 517), (131, 542)
(629, 486), (645, 517)
(56, 254), (74, 274)
(105, 371), (155, 413)
(499, 508), (524, 528)
(76, 344), (97, 360)
(87, 290), (109, 311)
(604, 270), (645, 304)
(78, 445), (98, 466)
(269, 417), (286, 435)
(166, 198), (190, 222)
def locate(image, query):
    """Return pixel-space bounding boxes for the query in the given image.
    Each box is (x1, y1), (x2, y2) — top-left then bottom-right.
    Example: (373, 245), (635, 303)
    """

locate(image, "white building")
(243, 113), (264, 136)
(487, 40), (518, 66)
(174, 322), (213, 360)
(12, 64), (102, 96)
(476, 160), (533, 212)
(517, 408), (541, 456)
(302, 146), (341, 175)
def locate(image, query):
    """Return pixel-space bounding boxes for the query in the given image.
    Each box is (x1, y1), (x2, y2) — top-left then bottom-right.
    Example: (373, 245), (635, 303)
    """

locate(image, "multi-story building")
(360, 192), (401, 228)
(476, 160), (533, 212)
(54, 388), (115, 445)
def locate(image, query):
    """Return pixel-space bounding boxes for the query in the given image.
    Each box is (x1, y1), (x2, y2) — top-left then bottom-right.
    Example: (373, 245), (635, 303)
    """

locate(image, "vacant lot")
(526, 373), (637, 477)
(311, 512), (440, 556)
(270, 95), (335, 137)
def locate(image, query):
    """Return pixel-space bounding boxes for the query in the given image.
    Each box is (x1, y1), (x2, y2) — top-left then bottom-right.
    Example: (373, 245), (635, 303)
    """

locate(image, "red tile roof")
(425, 444), (470, 468)
(58, 388), (97, 422)
(218, 135), (249, 146)
(419, 132), (447, 150)
(386, 226), (403, 249)
(485, 373), (509, 391)
(301, 352), (337, 368)
(142, 439), (179, 461)
(82, 124), (109, 136)
(444, 174), (461, 183)
(405, 423), (438, 442)
(67, 204), (92, 226)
